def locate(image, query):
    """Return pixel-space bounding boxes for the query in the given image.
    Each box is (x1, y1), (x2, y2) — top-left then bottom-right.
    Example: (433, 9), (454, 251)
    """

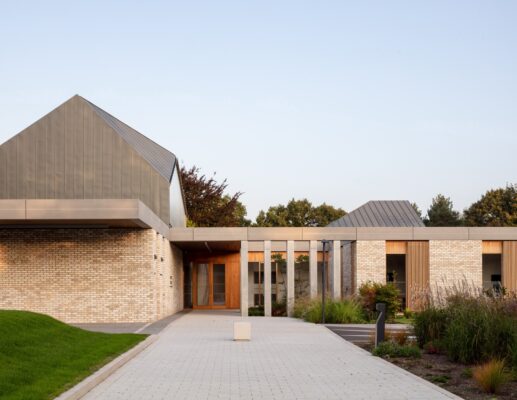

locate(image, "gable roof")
(82, 96), (176, 182)
(327, 200), (424, 227)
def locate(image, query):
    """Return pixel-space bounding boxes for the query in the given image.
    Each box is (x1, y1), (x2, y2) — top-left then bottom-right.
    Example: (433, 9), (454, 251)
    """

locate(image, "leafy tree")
(254, 198), (346, 227)
(410, 202), (423, 220)
(424, 194), (462, 226)
(463, 184), (517, 227)
(180, 165), (251, 227)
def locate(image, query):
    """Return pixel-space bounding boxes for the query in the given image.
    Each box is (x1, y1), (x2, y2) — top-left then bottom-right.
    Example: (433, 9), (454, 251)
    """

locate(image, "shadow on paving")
(326, 324), (410, 345)
(72, 310), (191, 334)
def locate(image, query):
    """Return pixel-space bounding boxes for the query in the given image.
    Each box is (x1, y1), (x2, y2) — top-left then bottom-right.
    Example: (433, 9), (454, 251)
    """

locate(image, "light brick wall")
(355, 241), (386, 289)
(0, 228), (183, 323)
(429, 240), (482, 290)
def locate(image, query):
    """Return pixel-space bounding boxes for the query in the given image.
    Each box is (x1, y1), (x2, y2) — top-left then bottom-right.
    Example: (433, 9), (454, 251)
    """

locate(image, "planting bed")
(371, 350), (517, 399)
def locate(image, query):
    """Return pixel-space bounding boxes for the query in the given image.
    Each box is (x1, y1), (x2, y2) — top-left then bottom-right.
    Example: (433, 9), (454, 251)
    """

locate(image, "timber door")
(192, 254), (240, 309)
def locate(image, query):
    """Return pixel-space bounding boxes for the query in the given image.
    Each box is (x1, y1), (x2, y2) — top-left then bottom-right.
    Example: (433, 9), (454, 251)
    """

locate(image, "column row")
(240, 240), (341, 317)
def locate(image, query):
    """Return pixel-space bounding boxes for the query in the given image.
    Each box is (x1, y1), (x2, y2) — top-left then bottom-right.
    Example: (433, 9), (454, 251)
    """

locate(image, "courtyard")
(81, 311), (459, 400)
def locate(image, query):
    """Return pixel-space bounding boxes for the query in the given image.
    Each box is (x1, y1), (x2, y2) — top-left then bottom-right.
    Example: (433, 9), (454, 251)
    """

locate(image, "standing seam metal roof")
(84, 97), (176, 182)
(327, 200), (424, 227)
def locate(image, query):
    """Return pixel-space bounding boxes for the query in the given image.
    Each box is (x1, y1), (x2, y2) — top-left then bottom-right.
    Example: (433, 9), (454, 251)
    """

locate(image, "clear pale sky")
(1, 1), (516, 220)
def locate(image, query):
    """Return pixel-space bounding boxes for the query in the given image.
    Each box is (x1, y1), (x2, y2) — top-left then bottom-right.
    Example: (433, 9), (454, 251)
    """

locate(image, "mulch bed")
(365, 348), (517, 400)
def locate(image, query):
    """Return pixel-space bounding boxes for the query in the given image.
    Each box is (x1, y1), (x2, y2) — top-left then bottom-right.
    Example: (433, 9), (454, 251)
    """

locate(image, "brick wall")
(429, 240), (482, 290)
(355, 241), (386, 289)
(0, 228), (183, 323)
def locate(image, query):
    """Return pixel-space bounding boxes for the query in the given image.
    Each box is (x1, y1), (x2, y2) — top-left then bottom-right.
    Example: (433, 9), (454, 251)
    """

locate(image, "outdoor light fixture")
(321, 239), (331, 324)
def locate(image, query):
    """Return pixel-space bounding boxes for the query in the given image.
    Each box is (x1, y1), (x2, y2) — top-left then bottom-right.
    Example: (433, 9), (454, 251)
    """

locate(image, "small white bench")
(233, 321), (251, 341)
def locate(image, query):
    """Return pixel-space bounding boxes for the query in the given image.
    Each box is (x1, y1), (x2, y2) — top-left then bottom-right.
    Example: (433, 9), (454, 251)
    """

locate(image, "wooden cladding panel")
(503, 241), (517, 291)
(483, 241), (503, 254)
(190, 252), (240, 309)
(0, 96), (170, 224)
(386, 241), (407, 254)
(406, 241), (430, 310)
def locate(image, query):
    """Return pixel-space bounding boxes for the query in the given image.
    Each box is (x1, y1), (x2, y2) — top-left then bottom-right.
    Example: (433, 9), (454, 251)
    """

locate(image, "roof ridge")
(79, 96), (176, 182)
(79, 96), (175, 159)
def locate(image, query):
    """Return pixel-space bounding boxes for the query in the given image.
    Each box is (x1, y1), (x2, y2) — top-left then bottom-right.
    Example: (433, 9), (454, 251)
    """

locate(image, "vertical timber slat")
(503, 241), (517, 292)
(406, 241), (430, 311)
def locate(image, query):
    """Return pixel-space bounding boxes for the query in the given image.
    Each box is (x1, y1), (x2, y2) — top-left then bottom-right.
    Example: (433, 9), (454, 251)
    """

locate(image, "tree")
(180, 165), (251, 227)
(410, 202), (423, 220)
(254, 198), (346, 227)
(463, 184), (517, 227)
(424, 194), (462, 226)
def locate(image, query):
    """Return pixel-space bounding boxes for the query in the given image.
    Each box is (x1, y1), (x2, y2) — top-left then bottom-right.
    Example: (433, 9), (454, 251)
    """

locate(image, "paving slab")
(72, 311), (190, 334)
(82, 311), (460, 400)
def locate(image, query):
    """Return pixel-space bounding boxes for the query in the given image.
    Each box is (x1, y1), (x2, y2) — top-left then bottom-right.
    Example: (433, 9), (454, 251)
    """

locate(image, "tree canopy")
(254, 198), (346, 227)
(463, 184), (517, 227)
(180, 165), (251, 227)
(424, 194), (462, 227)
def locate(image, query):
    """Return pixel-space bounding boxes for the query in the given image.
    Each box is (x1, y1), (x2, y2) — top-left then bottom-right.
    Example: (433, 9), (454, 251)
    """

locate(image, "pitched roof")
(83, 96), (176, 182)
(327, 200), (424, 227)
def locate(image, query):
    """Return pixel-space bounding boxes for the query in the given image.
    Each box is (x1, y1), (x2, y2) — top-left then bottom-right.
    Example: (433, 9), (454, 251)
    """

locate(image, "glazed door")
(193, 262), (227, 308)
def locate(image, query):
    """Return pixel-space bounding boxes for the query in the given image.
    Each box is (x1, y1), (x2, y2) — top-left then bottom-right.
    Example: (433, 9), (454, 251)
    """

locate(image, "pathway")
(83, 311), (460, 400)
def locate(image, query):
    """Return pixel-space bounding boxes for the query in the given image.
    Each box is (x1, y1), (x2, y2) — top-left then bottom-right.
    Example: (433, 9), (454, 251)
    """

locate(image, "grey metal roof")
(327, 200), (424, 227)
(83, 97), (176, 182)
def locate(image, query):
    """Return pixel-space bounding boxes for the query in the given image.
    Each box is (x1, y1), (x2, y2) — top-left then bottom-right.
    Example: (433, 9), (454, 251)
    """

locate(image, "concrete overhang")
(169, 226), (517, 242)
(0, 199), (170, 237)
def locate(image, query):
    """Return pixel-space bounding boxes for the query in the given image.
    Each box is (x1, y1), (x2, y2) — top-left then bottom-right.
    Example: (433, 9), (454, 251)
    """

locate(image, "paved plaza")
(83, 311), (460, 400)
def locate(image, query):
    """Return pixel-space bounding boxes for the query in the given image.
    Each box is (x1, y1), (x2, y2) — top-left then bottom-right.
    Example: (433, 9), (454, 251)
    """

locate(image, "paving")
(72, 311), (190, 334)
(82, 310), (460, 400)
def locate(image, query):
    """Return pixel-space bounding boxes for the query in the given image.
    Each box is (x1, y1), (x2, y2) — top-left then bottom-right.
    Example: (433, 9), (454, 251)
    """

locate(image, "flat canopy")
(0, 199), (169, 237)
(2, 199), (517, 242)
(169, 226), (517, 242)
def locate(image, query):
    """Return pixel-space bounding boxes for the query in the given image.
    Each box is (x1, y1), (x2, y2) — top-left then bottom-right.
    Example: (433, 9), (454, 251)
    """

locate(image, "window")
(254, 294), (277, 305)
(254, 271), (277, 284)
(254, 294), (264, 306)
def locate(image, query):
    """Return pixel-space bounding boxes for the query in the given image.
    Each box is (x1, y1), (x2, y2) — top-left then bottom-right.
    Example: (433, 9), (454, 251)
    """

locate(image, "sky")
(1, 1), (516, 220)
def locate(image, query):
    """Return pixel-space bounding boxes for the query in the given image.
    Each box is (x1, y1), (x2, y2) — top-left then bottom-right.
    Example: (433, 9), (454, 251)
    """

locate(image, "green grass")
(393, 316), (414, 324)
(372, 341), (421, 358)
(0, 310), (146, 400)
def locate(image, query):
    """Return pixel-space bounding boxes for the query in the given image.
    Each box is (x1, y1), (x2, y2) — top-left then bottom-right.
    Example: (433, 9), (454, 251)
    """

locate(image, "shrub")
(473, 359), (508, 394)
(272, 300), (286, 316)
(461, 368), (473, 379)
(423, 340), (443, 354)
(293, 297), (365, 324)
(248, 306), (264, 316)
(429, 375), (450, 384)
(413, 307), (447, 347)
(358, 282), (401, 321)
(413, 284), (517, 366)
(326, 300), (365, 324)
(372, 342), (421, 358)
(385, 329), (409, 346)
(403, 308), (414, 319)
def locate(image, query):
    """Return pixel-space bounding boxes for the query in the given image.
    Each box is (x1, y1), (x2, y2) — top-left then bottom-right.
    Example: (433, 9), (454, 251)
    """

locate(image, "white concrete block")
(233, 321), (251, 341)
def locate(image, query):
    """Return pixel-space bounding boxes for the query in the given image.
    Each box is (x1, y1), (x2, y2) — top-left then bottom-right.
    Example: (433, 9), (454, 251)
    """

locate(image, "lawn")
(0, 310), (146, 400)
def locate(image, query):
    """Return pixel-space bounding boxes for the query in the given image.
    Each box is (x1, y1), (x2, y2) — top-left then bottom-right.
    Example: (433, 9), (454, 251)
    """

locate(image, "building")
(1, 96), (516, 323)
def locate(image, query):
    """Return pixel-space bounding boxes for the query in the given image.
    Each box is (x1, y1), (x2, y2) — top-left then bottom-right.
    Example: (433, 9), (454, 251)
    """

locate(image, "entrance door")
(193, 262), (227, 308)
